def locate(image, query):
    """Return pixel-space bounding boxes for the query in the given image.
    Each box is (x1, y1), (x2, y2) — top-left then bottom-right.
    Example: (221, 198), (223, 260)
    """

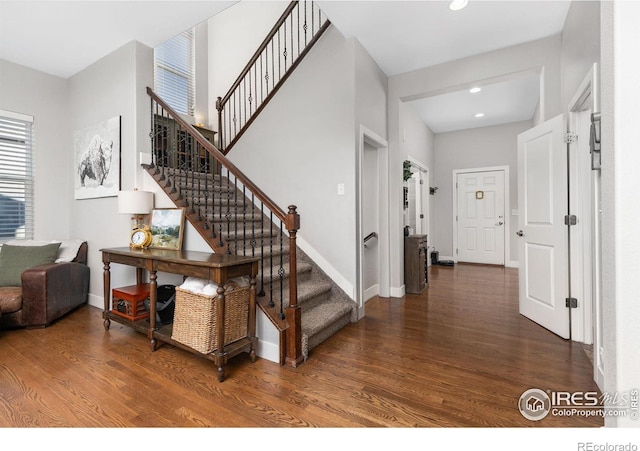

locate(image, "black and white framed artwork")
(74, 116), (121, 200)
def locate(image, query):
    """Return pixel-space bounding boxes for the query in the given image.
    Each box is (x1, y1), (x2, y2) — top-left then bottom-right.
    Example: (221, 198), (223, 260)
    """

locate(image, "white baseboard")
(88, 293), (102, 309)
(256, 339), (279, 363)
(507, 260), (519, 268)
(296, 235), (354, 300)
(390, 285), (405, 298)
(363, 284), (379, 301)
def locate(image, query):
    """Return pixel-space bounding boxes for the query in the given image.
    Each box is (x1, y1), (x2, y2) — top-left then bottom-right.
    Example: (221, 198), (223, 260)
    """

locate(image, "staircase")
(144, 1), (356, 365)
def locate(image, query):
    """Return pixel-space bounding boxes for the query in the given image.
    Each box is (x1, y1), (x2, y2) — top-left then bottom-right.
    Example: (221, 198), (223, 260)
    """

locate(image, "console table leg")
(103, 318), (111, 330)
(217, 365), (225, 382)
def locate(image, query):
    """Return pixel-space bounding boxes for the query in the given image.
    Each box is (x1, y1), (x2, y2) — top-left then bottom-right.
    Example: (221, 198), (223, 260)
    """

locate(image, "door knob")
(496, 221), (504, 226)
(516, 230), (524, 237)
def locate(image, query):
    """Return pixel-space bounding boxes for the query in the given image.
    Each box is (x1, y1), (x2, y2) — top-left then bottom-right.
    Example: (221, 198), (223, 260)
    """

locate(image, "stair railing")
(148, 87), (304, 367)
(216, 0), (330, 154)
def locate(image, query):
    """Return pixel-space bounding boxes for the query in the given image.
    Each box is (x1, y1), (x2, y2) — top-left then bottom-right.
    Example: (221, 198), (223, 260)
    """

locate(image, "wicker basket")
(171, 281), (250, 354)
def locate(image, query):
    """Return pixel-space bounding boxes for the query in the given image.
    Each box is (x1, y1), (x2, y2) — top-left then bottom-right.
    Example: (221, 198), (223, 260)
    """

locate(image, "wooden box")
(111, 284), (150, 321)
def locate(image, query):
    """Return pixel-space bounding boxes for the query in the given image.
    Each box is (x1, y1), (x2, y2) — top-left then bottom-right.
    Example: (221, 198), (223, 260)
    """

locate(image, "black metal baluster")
(225, 167), (231, 254)
(242, 184), (247, 256)
(196, 142), (203, 222)
(203, 146), (209, 230)
(233, 175), (238, 254)
(242, 78), (247, 130)
(297, 3), (301, 58)
(258, 203), (265, 297)
(278, 26), (282, 79)
(248, 67), (253, 118)
(218, 164), (224, 248)
(271, 39), (275, 91)
(269, 211), (274, 308)
(304, 1), (308, 45)
(279, 220), (284, 319)
(149, 99), (155, 168)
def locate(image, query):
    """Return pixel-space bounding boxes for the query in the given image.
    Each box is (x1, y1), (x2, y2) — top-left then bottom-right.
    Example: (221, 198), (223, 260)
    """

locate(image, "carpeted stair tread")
(301, 298), (355, 337)
(267, 279), (333, 310)
(300, 298), (355, 360)
(259, 261), (312, 285)
(207, 212), (263, 222)
(222, 228), (279, 241)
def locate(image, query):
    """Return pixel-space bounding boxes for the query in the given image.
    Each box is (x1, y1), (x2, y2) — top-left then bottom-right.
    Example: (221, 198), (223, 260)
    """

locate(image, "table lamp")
(118, 189), (154, 230)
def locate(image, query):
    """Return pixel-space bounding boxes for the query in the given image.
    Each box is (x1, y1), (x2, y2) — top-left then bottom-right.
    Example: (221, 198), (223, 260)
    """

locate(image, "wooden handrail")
(219, 1), (299, 107)
(147, 87), (288, 224)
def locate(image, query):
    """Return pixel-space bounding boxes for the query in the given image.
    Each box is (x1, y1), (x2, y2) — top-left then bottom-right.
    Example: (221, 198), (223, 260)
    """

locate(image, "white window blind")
(154, 29), (195, 116)
(0, 110), (34, 241)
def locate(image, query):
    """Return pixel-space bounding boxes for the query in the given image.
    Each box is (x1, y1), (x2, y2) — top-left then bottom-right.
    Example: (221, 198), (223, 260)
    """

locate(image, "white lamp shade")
(118, 190), (154, 215)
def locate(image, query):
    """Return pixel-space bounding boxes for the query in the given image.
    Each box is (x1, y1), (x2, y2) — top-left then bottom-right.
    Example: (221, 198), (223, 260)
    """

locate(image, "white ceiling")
(0, 0), (571, 133)
(318, 0), (571, 133)
(0, 1), (237, 79)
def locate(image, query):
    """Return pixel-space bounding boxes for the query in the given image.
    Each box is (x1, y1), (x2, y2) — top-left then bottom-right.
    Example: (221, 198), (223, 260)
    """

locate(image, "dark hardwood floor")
(0, 263), (602, 429)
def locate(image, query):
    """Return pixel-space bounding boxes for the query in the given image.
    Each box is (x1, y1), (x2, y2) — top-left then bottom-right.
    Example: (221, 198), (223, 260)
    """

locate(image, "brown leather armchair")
(0, 241), (90, 329)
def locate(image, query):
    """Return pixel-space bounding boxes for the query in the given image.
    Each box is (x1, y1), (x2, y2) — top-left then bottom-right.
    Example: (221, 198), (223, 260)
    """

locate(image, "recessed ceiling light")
(475, 113), (485, 118)
(469, 87), (482, 94)
(449, 0), (469, 11)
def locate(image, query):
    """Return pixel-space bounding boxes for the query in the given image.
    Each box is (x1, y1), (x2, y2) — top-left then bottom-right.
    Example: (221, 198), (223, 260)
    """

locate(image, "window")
(0, 110), (34, 241)
(154, 29), (195, 116)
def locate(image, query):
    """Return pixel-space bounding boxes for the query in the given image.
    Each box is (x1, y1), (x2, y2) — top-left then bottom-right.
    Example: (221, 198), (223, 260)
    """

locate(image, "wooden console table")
(101, 247), (259, 382)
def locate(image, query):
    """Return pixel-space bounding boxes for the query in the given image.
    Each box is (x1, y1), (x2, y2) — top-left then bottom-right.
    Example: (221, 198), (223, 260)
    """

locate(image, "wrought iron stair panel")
(216, 1), (331, 154)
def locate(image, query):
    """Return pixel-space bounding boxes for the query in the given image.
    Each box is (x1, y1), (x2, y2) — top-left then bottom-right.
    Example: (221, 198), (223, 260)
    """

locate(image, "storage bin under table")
(111, 283), (150, 321)
(171, 282), (250, 354)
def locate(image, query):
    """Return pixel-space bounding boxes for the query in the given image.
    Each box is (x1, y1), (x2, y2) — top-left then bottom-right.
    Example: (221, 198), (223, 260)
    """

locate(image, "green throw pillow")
(0, 242), (61, 287)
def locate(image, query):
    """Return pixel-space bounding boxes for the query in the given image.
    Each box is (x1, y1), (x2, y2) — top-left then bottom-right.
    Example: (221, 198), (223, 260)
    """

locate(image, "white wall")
(600, 0), (640, 428)
(68, 41), (154, 306)
(388, 35), (562, 294)
(354, 38), (388, 140)
(399, 101), (435, 248)
(226, 26), (357, 296)
(207, 1), (285, 128)
(561, 0), (601, 110)
(0, 59), (71, 240)
(432, 121), (531, 264)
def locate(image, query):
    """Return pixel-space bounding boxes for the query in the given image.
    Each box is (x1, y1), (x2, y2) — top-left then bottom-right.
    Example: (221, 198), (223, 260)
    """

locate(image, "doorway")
(567, 63), (602, 389)
(515, 64), (602, 389)
(357, 125), (389, 314)
(453, 166), (508, 265)
(405, 159), (429, 237)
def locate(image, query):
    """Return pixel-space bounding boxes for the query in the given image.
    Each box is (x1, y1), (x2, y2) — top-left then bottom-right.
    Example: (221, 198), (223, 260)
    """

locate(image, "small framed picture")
(149, 208), (185, 250)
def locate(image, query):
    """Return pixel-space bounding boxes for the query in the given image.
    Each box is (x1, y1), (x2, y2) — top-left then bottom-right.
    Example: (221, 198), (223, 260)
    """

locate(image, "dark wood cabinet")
(153, 115), (218, 172)
(404, 234), (428, 294)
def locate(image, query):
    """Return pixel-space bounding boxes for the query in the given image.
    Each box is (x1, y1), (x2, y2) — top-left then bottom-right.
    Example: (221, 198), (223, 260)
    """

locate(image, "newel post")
(284, 205), (304, 367)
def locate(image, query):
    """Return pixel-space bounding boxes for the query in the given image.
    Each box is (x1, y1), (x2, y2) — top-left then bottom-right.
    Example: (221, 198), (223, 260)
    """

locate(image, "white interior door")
(456, 170), (505, 265)
(517, 114), (570, 339)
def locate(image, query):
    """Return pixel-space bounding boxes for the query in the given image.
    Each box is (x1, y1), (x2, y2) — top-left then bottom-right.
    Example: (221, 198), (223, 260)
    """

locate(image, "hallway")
(314, 262), (603, 426)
